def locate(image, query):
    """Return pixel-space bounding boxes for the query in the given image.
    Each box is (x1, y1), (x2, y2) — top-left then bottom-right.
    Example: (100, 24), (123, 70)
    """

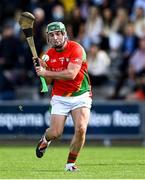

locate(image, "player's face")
(47, 31), (65, 48)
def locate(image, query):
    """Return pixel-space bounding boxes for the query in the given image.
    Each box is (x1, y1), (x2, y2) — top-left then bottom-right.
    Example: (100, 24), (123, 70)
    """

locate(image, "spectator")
(67, 6), (85, 39)
(132, 0), (145, 15)
(128, 37), (145, 81)
(1, 0), (145, 100)
(122, 22), (139, 57)
(0, 21), (34, 88)
(51, 4), (65, 22)
(87, 43), (111, 86)
(132, 6), (145, 38)
(111, 8), (129, 34)
(109, 22), (139, 99)
(78, 0), (90, 22)
(82, 6), (103, 50)
(33, 8), (46, 56)
(0, 70), (16, 100)
(0, 23), (24, 70)
(60, 0), (76, 16)
(101, 8), (113, 50)
(110, 0), (134, 15)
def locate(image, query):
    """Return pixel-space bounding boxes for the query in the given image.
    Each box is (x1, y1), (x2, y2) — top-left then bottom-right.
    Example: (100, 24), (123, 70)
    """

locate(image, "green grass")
(0, 145), (145, 179)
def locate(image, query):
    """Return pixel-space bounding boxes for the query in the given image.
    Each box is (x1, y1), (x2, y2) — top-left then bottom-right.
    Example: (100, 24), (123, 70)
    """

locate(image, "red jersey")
(45, 40), (91, 97)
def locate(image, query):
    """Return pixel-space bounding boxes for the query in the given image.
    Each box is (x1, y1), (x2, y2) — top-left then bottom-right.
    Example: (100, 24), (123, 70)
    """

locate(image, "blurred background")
(0, 0), (145, 145)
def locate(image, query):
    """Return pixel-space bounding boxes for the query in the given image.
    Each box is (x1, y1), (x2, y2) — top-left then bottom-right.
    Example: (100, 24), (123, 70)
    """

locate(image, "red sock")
(67, 152), (78, 164)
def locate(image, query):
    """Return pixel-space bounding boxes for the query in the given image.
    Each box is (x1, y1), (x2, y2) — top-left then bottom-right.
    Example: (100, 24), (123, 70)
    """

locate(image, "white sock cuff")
(43, 135), (48, 143)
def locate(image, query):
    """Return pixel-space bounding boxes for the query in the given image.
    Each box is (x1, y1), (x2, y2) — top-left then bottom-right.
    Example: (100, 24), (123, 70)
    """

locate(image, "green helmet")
(46, 22), (66, 34)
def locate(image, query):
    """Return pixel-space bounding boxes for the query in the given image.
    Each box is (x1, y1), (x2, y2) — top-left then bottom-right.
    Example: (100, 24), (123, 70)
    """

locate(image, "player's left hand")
(35, 66), (47, 77)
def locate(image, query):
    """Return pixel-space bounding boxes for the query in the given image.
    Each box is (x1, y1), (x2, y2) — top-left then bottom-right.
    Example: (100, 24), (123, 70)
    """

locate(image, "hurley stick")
(19, 12), (48, 92)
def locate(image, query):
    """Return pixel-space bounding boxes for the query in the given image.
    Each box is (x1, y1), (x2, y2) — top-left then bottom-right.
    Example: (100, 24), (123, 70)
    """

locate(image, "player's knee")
(51, 128), (63, 139)
(75, 125), (87, 137)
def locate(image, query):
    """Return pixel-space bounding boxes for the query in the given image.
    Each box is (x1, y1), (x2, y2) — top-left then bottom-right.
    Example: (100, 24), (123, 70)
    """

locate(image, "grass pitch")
(0, 145), (145, 179)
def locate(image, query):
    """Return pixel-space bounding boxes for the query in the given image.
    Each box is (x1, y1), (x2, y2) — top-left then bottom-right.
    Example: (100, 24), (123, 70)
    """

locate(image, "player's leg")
(36, 114), (66, 158)
(36, 95), (70, 158)
(45, 114), (67, 140)
(65, 107), (90, 171)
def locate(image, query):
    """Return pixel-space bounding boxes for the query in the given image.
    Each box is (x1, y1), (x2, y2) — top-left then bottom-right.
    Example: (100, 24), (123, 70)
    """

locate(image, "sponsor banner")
(87, 104), (142, 136)
(0, 103), (143, 137)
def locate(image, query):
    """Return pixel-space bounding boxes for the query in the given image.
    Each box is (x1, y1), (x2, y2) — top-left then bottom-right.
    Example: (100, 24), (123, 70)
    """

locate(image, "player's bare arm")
(35, 61), (82, 80)
(44, 75), (53, 85)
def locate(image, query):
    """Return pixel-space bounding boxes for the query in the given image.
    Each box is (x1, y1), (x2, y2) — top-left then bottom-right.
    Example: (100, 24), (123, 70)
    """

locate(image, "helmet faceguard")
(46, 22), (67, 48)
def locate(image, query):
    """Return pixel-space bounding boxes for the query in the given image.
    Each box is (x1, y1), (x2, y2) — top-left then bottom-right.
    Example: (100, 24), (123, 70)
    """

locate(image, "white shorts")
(50, 92), (92, 116)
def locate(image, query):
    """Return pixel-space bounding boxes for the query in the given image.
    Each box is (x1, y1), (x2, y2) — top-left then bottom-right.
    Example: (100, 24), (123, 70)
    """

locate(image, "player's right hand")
(33, 57), (40, 67)
(33, 57), (46, 68)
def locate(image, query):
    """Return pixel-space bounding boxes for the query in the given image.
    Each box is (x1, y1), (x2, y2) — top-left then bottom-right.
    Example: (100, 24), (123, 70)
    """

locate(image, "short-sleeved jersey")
(45, 40), (92, 97)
